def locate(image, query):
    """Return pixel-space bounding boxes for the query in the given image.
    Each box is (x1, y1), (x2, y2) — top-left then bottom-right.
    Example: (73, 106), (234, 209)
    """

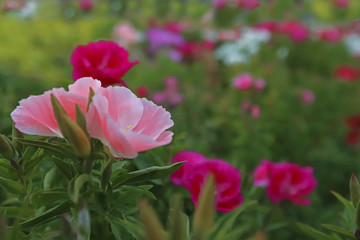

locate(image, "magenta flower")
(11, 77), (103, 137)
(79, 0), (94, 11)
(334, 0), (349, 8)
(170, 151), (243, 213)
(170, 151), (207, 186)
(233, 74), (253, 91)
(86, 85), (174, 158)
(317, 28), (343, 43)
(278, 21), (309, 42)
(253, 159), (273, 186)
(301, 90), (315, 104)
(11, 77), (174, 159)
(70, 41), (138, 87)
(253, 160), (317, 205)
(213, 0), (227, 9)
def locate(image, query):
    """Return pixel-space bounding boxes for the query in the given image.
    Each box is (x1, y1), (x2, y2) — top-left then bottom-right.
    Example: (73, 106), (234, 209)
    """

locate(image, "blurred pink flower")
(301, 90), (315, 104)
(70, 41), (139, 87)
(152, 77), (184, 107)
(253, 160), (317, 205)
(318, 28), (343, 43)
(218, 29), (242, 42)
(254, 78), (266, 91)
(3, 0), (25, 11)
(241, 100), (252, 112)
(334, 0), (349, 8)
(251, 105), (261, 118)
(235, 0), (260, 10)
(11, 77), (103, 137)
(136, 86), (149, 98)
(254, 21), (279, 32)
(86, 85), (174, 158)
(171, 151), (243, 213)
(253, 159), (273, 186)
(170, 151), (207, 186)
(213, 0), (227, 9)
(233, 74), (253, 91)
(113, 22), (139, 47)
(79, 0), (94, 11)
(334, 65), (359, 82)
(278, 21), (309, 42)
(266, 162), (317, 205)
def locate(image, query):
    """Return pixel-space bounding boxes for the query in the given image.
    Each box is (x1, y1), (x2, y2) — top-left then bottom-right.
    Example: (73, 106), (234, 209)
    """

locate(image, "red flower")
(345, 115), (360, 145)
(70, 41), (138, 87)
(136, 86), (149, 98)
(334, 65), (359, 82)
(170, 151), (243, 213)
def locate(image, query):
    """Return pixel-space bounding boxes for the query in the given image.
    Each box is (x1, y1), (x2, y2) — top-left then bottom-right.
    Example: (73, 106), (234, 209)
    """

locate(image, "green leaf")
(112, 162), (184, 188)
(169, 194), (189, 240)
(52, 156), (72, 180)
(0, 158), (17, 179)
(297, 223), (341, 240)
(331, 191), (355, 213)
(15, 138), (76, 158)
(321, 224), (355, 239)
(115, 185), (155, 206)
(69, 174), (91, 204)
(20, 200), (73, 229)
(23, 153), (46, 176)
(0, 176), (24, 194)
(31, 188), (68, 206)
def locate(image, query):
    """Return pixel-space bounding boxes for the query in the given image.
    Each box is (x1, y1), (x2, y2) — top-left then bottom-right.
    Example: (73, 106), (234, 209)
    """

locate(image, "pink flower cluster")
(253, 160), (317, 205)
(170, 151), (243, 213)
(233, 74), (266, 91)
(317, 28), (343, 43)
(254, 21), (309, 42)
(11, 77), (174, 159)
(152, 77), (184, 107)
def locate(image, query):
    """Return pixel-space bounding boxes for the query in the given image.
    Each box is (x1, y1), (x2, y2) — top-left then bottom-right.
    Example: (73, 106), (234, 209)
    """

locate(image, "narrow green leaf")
(331, 191), (356, 213)
(23, 154), (46, 175)
(169, 194), (188, 240)
(297, 223), (341, 240)
(31, 188), (68, 206)
(20, 200), (73, 229)
(351, 174), (360, 207)
(15, 138), (76, 158)
(12, 124), (24, 154)
(52, 156), (72, 180)
(0, 176), (24, 194)
(115, 185), (155, 206)
(112, 162), (184, 188)
(321, 224), (355, 239)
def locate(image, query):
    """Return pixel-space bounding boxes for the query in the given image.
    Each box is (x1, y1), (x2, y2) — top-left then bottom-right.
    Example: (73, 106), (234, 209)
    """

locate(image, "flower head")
(334, 65), (359, 82)
(301, 89), (315, 104)
(70, 41), (139, 87)
(170, 151), (243, 213)
(233, 74), (253, 90)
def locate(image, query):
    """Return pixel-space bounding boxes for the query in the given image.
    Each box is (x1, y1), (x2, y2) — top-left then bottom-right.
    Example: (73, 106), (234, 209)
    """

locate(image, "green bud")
(12, 124), (24, 154)
(51, 94), (91, 158)
(138, 198), (167, 240)
(0, 134), (15, 161)
(351, 174), (360, 207)
(193, 175), (215, 240)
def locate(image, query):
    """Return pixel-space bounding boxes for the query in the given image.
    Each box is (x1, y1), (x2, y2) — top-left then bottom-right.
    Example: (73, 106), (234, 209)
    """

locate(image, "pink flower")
(113, 22), (139, 47)
(218, 29), (242, 42)
(79, 0), (94, 11)
(235, 0), (260, 10)
(233, 74), (253, 91)
(266, 162), (317, 205)
(253, 159), (273, 186)
(170, 151), (207, 186)
(253, 160), (317, 205)
(318, 28), (343, 43)
(334, 0), (349, 8)
(11, 77), (103, 137)
(136, 86), (149, 98)
(251, 105), (260, 118)
(213, 0), (227, 9)
(278, 21), (309, 42)
(241, 100), (252, 112)
(86, 85), (174, 158)
(301, 90), (315, 104)
(11, 77), (174, 159)
(70, 41), (138, 87)
(170, 151), (243, 213)
(254, 21), (279, 32)
(334, 65), (359, 82)
(152, 77), (184, 107)
(254, 78), (266, 91)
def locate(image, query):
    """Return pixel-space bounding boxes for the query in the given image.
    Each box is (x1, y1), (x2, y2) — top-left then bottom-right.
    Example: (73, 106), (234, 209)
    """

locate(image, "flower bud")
(351, 174), (360, 207)
(0, 134), (15, 161)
